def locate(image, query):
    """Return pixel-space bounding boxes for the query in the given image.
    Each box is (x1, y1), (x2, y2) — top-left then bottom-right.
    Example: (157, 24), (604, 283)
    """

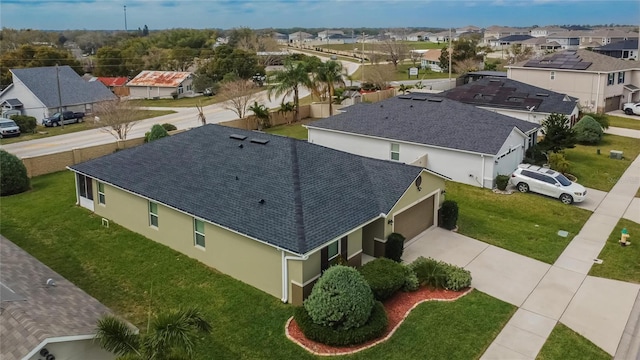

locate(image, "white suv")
(510, 164), (587, 204)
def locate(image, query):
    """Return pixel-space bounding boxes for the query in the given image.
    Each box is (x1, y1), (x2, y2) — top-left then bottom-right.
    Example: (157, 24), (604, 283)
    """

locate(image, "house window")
(618, 72), (625, 84)
(327, 240), (339, 261)
(194, 219), (205, 248)
(177, 85), (184, 94)
(98, 182), (105, 205)
(607, 73), (615, 86)
(550, 71), (555, 80)
(390, 143), (400, 161)
(77, 174), (94, 200)
(149, 202), (159, 228)
(186, 85), (192, 92)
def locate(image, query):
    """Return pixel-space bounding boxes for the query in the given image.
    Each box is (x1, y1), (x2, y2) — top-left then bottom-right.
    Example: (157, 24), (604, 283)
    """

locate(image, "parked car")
(0, 118), (21, 138)
(42, 111), (85, 127)
(623, 102), (640, 115)
(510, 164), (587, 204)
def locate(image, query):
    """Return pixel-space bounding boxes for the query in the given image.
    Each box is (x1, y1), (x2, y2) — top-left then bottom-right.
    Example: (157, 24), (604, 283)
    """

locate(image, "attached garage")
(393, 195), (435, 241)
(604, 95), (622, 112)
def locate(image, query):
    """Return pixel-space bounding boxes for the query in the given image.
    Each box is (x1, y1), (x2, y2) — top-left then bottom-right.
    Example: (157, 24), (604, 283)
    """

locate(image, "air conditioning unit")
(610, 150), (623, 160)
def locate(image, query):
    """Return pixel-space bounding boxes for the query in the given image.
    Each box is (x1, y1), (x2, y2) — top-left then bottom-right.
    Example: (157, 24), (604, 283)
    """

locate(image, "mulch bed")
(285, 287), (472, 356)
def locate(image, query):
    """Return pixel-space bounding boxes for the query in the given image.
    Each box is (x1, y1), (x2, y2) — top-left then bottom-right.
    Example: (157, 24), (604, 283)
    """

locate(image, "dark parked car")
(42, 111), (85, 127)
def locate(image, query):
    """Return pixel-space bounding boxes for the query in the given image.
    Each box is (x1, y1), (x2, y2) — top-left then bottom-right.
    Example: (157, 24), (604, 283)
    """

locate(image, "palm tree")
(248, 101), (270, 130)
(314, 60), (345, 116)
(398, 84), (413, 94)
(267, 60), (312, 123)
(96, 307), (211, 360)
(278, 101), (295, 124)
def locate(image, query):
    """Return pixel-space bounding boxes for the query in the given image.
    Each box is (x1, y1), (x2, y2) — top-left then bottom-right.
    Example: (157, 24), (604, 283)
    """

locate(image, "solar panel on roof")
(573, 62), (592, 70)
(560, 64), (574, 69)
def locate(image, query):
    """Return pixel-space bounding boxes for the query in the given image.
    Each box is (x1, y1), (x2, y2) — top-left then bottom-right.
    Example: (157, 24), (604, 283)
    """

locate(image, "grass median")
(0, 171), (514, 359)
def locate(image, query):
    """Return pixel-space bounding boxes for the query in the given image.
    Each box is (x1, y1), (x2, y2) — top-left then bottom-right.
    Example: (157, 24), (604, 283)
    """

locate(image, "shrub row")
(409, 256), (471, 291)
(10, 115), (37, 134)
(359, 258), (407, 301)
(294, 301), (388, 346)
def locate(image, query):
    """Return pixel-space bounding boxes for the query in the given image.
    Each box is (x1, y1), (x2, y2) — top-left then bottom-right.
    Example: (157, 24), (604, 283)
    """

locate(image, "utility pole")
(124, 5), (128, 32)
(448, 28), (452, 84)
(55, 64), (64, 129)
(362, 32), (366, 84)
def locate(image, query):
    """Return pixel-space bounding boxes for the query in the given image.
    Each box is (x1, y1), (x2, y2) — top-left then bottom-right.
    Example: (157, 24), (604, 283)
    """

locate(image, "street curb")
(615, 288), (640, 360)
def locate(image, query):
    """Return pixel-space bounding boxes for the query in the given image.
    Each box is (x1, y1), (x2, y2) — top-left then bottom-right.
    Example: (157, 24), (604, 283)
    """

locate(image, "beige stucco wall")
(93, 182), (284, 299)
(385, 169), (445, 238)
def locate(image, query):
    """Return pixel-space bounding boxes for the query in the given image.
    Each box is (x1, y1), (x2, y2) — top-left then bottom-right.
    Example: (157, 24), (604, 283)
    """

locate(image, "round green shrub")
(401, 265), (420, 292)
(444, 266), (472, 291)
(145, 124), (169, 143)
(385, 232), (405, 262)
(0, 150), (30, 196)
(161, 123), (177, 132)
(303, 265), (374, 331)
(495, 174), (509, 190)
(573, 115), (603, 145)
(439, 200), (458, 230)
(359, 258), (406, 301)
(294, 301), (388, 346)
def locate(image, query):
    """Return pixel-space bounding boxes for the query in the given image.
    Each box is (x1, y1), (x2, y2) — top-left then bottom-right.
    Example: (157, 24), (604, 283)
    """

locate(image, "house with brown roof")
(507, 50), (640, 112)
(420, 49), (443, 72)
(127, 70), (194, 99)
(0, 236), (125, 360)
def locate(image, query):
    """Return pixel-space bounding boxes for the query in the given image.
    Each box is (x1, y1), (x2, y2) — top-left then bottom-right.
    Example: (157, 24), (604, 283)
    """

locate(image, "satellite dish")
(415, 175), (422, 188)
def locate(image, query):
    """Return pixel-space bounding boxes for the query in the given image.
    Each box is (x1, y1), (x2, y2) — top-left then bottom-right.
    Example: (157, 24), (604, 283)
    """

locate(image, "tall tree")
(219, 79), (258, 120)
(248, 101), (271, 130)
(314, 60), (345, 116)
(96, 307), (211, 360)
(539, 113), (577, 153)
(94, 46), (126, 76)
(380, 39), (408, 69)
(92, 99), (141, 140)
(267, 60), (312, 123)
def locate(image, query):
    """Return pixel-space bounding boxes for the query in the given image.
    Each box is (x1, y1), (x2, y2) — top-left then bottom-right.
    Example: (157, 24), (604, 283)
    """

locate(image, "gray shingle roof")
(442, 78), (578, 115)
(0, 236), (117, 360)
(308, 95), (539, 155)
(594, 39), (639, 51)
(11, 66), (116, 108)
(70, 125), (424, 255)
(512, 49), (640, 72)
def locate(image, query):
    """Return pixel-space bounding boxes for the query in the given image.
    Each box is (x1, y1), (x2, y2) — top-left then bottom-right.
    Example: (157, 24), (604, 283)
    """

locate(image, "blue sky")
(1, 0), (638, 30)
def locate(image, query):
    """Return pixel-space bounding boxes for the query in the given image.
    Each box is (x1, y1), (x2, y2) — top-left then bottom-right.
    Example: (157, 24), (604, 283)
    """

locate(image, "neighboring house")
(593, 39), (639, 60)
(508, 49), (640, 112)
(288, 31), (313, 43)
(68, 124), (446, 306)
(546, 31), (582, 49)
(420, 49), (443, 72)
(442, 77), (580, 126)
(483, 26), (530, 44)
(127, 71), (193, 99)
(306, 94), (539, 189)
(427, 31), (451, 43)
(318, 30), (344, 41)
(458, 70), (507, 85)
(0, 66), (116, 120)
(93, 76), (130, 97)
(530, 26), (567, 38)
(489, 34), (534, 47)
(271, 32), (289, 43)
(578, 29), (638, 48)
(520, 37), (563, 53)
(407, 31), (431, 42)
(456, 25), (481, 34)
(0, 236), (123, 360)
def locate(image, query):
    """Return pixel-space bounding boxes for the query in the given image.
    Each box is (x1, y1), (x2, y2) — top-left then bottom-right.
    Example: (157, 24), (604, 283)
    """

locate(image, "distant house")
(456, 25), (481, 34)
(0, 66), (116, 120)
(520, 37), (563, 53)
(578, 29), (638, 48)
(427, 31), (452, 43)
(288, 31), (313, 43)
(127, 71), (193, 99)
(546, 31), (582, 50)
(490, 34), (534, 47)
(271, 32), (289, 43)
(420, 49), (443, 72)
(593, 39), (639, 60)
(93, 76), (130, 97)
(483, 26), (530, 44)
(307, 94), (538, 188)
(0, 236), (126, 360)
(442, 77), (580, 126)
(530, 26), (567, 38)
(407, 31), (431, 42)
(507, 50), (640, 112)
(317, 30), (344, 41)
(69, 124), (446, 305)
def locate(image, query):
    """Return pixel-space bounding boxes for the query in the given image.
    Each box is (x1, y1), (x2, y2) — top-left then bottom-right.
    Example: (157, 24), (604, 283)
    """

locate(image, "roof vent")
(536, 93), (549, 97)
(380, 104), (383, 107)
(46, 278), (56, 287)
(258, 199), (265, 204)
(238, 144), (243, 148)
(412, 97), (427, 101)
(250, 138), (269, 145)
(409, 104), (413, 108)
(230, 134), (247, 141)
(427, 98), (443, 102)
(398, 95), (412, 99)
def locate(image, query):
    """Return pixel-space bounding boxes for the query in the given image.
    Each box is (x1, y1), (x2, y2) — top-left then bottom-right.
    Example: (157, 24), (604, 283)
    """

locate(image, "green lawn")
(590, 219), (640, 283)
(609, 115), (640, 130)
(0, 110), (175, 145)
(0, 171), (515, 359)
(537, 323), (611, 360)
(446, 181), (592, 264)
(317, 41), (443, 52)
(265, 123), (309, 140)
(563, 134), (640, 191)
(349, 63), (452, 83)
(131, 92), (261, 108)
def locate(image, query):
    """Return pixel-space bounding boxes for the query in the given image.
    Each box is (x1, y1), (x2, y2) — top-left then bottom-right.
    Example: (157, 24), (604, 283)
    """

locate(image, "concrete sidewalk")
(404, 154), (640, 359)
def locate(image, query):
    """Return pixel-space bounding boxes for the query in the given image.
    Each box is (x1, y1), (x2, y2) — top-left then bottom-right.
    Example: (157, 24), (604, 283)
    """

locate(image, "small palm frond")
(146, 307), (212, 359)
(96, 315), (141, 357)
